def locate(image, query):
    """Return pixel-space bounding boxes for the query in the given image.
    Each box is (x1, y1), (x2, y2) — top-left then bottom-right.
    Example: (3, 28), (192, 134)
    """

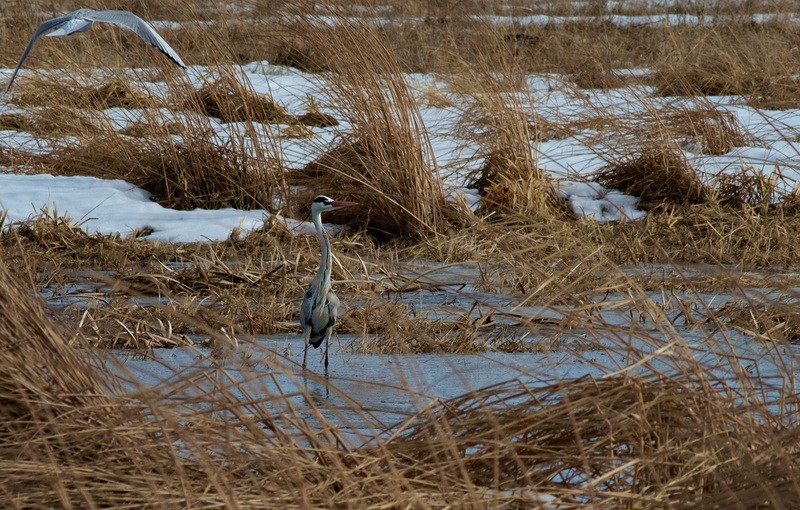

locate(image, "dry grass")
(286, 18), (466, 239)
(0, 107), (103, 137)
(650, 22), (800, 109)
(454, 67), (566, 218)
(385, 376), (800, 507)
(38, 130), (276, 210)
(5, 4), (800, 505)
(660, 106), (749, 156)
(595, 147), (712, 209)
(183, 73), (289, 124)
(3, 252), (800, 507)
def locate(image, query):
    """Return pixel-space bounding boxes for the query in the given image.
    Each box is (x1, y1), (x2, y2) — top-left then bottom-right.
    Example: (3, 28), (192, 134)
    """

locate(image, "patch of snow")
(558, 181), (646, 222)
(0, 172), (320, 242)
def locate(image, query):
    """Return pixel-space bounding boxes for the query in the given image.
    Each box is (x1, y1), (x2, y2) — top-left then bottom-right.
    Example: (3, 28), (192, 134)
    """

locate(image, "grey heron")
(301, 195), (357, 370)
(5, 9), (187, 94)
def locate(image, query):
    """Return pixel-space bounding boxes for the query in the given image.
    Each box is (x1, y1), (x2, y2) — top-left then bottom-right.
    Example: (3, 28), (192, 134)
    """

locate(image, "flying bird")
(301, 195), (357, 370)
(4, 9), (187, 94)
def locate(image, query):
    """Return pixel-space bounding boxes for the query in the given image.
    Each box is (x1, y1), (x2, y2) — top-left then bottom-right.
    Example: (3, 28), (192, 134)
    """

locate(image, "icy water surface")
(100, 331), (800, 446)
(101, 335), (612, 443)
(64, 260), (800, 443)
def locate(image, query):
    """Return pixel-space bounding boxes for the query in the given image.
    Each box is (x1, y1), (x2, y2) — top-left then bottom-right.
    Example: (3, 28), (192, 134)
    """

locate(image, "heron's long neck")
(312, 210), (332, 290)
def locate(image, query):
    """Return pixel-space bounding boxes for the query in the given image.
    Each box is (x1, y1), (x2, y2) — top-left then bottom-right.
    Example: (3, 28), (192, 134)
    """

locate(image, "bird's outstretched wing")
(4, 9), (187, 95)
(81, 10), (187, 69)
(4, 13), (74, 94)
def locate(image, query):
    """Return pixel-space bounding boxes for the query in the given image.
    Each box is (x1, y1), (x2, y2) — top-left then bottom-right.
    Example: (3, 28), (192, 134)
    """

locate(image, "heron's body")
(300, 195), (356, 369)
(5, 9), (187, 94)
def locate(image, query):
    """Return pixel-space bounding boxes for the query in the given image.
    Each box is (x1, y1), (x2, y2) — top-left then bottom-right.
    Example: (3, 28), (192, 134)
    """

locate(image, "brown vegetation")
(3, 253), (800, 507)
(596, 147), (711, 209)
(4, 2), (800, 506)
(287, 19), (465, 240)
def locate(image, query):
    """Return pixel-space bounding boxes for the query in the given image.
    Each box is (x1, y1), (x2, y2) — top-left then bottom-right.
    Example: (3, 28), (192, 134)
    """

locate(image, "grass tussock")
(474, 153), (565, 217)
(0, 212), (194, 271)
(8, 78), (88, 108)
(718, 299), (800, 344)
(183, 73), (289, 124)
(288, 18), (465, 239)
(0, 105), (102, 137)
(41, 131), (275, 210)
(596, 204), (800, 267)
(451, 66), (565, 218)
(569, 52), (628, 89)
(715, 166), (778, 210)
(9, 76), (161, 110)
(87, 78), (159, 109)
(663, 106), (749, 155)
(651, 23), (800, 109)
(595, 147), (711, 209)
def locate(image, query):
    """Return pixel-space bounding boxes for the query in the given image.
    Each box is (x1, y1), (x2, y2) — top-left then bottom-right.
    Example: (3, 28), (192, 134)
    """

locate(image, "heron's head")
(311, 195), (357, 214)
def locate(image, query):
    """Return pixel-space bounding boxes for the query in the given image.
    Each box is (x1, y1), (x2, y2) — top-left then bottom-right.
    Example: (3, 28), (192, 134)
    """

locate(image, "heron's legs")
(323, 328), (333, 369)
(302, 326), (312, 368)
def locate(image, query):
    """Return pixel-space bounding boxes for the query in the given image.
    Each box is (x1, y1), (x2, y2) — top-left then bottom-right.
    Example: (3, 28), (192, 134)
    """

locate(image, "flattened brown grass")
(40, 130), (275, 210)
(0, 105), (102, 137)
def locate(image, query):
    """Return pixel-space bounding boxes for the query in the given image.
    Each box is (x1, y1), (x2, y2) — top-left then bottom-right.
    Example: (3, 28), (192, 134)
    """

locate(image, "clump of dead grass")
(452, 68), (566, 218)
(569, 53), (627, 89)
(651, 24), (800, 109)
(268, 30), (326, 72)
(717, 299), (800, 344)
(474, 153), (566, 217)
(9, 76), (160, 110)
(40, 130), (276, 210)
(119, 119), (187, 137)
(714, 166), (778, 211)
(0, 212), (200, 273)
(0, 105), (103, 136)
(593, 204), (800, 267)
(663, 106), (749, 155)
(183, 73), (288, 123)
(87, 78), (159, 109)
(286, 18), (465, 239)
(342, 295), (516, 354)
(595, 147), (711, 208)
(297, 108), (338, 128)
(68, 301), (197, 349)
(653, 46), (763, 98)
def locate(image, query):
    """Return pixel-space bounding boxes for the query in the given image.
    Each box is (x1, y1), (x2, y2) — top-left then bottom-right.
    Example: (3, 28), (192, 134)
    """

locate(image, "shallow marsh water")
(99, 330), (800, 446)
(61, 260), (800, 443)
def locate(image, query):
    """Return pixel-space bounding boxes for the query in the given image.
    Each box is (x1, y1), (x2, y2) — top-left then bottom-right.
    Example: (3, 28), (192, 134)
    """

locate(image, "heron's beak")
(331, 200), (357, 209)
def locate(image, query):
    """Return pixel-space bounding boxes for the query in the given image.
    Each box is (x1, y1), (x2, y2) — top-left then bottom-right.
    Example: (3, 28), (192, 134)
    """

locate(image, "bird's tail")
(308, 332), (325, 349)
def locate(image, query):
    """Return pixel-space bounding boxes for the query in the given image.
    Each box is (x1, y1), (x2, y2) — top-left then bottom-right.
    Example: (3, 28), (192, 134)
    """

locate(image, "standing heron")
(301, 195), (357, 370)
(4, 9), (188, 94)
